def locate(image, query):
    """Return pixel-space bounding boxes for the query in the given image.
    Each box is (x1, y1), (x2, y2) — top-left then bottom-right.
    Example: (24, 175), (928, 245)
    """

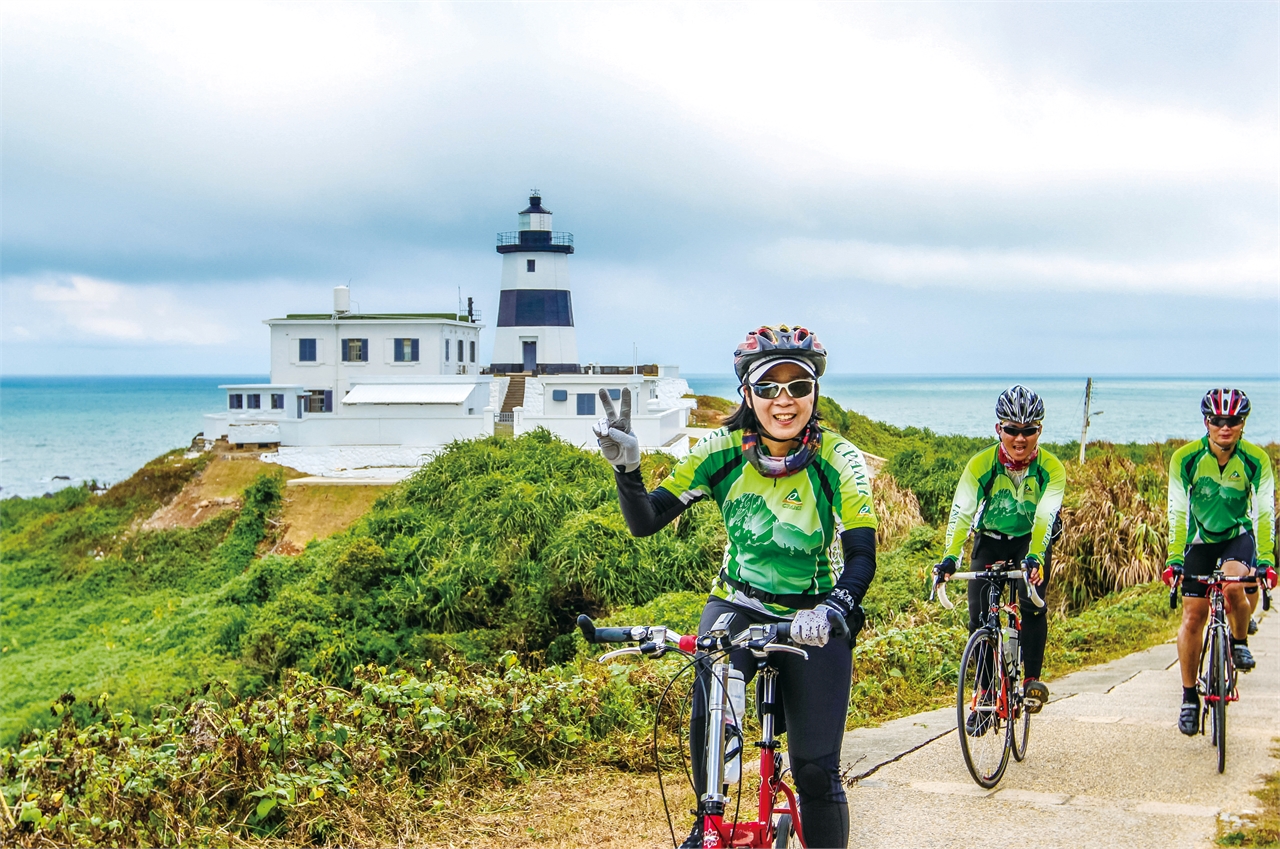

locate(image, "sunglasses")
(749, 379), (816, 400)
(1000, 424), (1041, 437)
(1208, 416), (1245, 428)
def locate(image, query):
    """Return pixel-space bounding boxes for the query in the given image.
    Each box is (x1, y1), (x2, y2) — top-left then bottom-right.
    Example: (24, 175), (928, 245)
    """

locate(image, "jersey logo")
(859, 504), (872, 515)
(1229, 471), (1241, 480)
(783, 488), (803, 509)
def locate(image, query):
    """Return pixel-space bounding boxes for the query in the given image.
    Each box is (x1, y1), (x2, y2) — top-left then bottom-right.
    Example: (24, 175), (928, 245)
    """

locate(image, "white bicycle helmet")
(995, 385), (1044, 424)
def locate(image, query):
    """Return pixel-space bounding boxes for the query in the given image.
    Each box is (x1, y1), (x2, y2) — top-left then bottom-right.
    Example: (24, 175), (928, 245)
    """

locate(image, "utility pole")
(1079, 378), (1092, 463)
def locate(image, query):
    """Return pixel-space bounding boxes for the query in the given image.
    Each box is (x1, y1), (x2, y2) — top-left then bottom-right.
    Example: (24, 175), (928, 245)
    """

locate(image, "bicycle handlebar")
(576, 613), (812, 661)
(933, 566), (1044, 610)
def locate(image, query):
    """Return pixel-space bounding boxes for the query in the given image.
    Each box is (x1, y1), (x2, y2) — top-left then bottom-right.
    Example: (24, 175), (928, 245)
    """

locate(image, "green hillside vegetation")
(5, 399), (1269, 846)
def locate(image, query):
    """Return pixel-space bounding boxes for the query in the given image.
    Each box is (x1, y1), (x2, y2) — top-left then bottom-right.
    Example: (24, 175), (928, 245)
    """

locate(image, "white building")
(204, 195), (692, 479)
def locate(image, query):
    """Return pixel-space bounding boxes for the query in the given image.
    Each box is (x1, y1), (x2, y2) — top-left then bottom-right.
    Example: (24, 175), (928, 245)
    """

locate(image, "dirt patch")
(142, 455), (305, 531)
(270, 485), (386, 554)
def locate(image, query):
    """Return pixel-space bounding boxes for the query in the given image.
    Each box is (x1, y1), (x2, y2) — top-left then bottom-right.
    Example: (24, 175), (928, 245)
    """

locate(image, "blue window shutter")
(412, 338), (419, 362)
(323, 390), (333, 412)
(341, 339), (350, 362)
(608, 388), (621, 400)
(552, 389), (567, 402)
(576, 393), (596, 416)
(361, 339), (369, 362)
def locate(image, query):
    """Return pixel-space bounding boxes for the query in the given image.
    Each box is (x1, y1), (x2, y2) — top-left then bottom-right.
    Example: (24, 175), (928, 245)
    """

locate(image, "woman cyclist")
(933, 385), (1066, 730)
(595, 325), (877, 849)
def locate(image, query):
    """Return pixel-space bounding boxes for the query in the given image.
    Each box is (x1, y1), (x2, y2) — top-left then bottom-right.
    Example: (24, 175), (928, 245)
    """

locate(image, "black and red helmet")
(1201, 388), (1251, 418)
(732, 325), (827, 383)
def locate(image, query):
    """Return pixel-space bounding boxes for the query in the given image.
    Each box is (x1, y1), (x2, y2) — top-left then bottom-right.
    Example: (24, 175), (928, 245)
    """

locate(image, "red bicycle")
(577, 612), (815, 848)
(1169, 564), (1271, 774)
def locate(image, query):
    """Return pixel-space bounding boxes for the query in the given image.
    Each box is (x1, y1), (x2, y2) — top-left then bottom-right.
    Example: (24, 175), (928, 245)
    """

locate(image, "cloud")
(20, 275), (234, 344)
(760, 239), (1280, 297)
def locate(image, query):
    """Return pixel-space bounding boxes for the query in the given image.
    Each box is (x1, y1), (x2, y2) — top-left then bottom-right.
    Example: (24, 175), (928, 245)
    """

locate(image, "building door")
(522, 340), (537, 373)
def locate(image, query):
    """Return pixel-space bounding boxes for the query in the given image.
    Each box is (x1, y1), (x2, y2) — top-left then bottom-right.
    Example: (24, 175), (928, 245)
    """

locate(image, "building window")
(444, 338), (450, 361)
(607, 388), (621, 400)
(527, 259), (536, 272)
(305, 390), (332, 413)
(247, 394), (261, 409)
(394, 338), (420, 362)
(552, 389), (568, 402)
(229, 394), (243, 409)
(576, 393), (596, 416)
(469, 340), (476, 363)
(457, 340), (464, 363)
(341, 338), (368, 362)
(271, 393), (284, 410)
(299, 338), (317, 362)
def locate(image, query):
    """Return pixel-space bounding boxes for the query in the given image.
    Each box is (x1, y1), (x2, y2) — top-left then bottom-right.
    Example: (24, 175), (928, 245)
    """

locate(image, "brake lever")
(762, 644), (809, 659)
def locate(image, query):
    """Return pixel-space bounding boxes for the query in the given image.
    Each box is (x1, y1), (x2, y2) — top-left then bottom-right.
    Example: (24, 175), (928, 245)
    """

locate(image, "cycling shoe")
(965, 707), (992, 737)
(1232, 644), (1256, 671)
(679, 817), (704, 849)
(1024, 679), (1049, 714)
(1178, 701), (1199, 736)
(1248, 617), (1258, 636)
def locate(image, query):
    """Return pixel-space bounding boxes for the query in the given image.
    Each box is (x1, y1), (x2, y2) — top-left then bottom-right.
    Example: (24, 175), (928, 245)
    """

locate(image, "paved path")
(840, 609), (1278, 848)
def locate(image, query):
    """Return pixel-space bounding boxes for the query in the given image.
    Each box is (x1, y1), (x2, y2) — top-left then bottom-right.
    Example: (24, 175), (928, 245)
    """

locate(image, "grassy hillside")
(3, 402), (1272, 846)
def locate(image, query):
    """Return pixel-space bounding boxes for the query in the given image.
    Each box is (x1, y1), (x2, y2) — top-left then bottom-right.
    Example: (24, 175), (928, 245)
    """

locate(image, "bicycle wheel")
(774, 813), (794, 849)
(1211, 629), (1228, 774)
(1010, 682), (1030, 762)
(957, 629), (1010, 788)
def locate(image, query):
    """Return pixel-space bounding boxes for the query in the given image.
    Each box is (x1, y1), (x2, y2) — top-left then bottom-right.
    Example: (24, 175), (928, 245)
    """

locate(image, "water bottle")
(1002, 626), (1020, 675)
(723, 668), (747, 784)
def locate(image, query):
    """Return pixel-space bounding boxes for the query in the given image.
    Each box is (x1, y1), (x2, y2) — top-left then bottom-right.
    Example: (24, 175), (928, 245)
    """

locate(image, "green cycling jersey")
(1166, 436), (1275, 567)
(658, 426), (877, 614)
(942, 444), (1066, 566)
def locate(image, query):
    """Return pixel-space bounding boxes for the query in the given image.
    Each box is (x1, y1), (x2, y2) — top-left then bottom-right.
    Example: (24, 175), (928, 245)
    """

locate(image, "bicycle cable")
(654, 650), (703, 849)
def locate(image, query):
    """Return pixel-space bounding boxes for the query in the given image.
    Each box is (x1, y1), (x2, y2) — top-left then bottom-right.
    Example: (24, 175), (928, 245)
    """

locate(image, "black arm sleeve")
(614, 468), (695, 537)
(831, 526), (877, 608)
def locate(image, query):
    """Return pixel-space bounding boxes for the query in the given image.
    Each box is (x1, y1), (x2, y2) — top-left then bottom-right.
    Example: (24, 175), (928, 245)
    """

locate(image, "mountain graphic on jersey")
(1190, 477), (1249, 534)
(981, 489), (1036, 532)
(722, 493), (823, 555)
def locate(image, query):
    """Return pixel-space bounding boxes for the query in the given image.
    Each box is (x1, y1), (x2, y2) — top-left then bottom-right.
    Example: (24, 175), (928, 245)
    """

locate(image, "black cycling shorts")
(1181, 533), (1256, 599)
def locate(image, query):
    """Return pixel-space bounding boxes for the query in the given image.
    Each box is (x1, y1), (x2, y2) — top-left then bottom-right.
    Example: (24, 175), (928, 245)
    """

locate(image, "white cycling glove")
(593, 388), (640, 473)
(790, 606), (833, 647)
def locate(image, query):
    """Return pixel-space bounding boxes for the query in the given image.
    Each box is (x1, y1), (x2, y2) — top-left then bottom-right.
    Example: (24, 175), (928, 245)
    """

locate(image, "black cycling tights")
(966, 534), (1052, 680)
(688, 598), (851, 849)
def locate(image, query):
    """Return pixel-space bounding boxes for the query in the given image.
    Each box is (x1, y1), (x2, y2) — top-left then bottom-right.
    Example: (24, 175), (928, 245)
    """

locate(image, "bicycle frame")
(934, 562), (1044, 724)
(577, 614), (811, 849)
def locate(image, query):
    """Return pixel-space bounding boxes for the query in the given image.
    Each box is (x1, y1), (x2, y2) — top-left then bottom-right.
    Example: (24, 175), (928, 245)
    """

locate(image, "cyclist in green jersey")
(1162, 388), (1276, 736)
(932, 385), (1066, 730)
(595, 325), (876, 849)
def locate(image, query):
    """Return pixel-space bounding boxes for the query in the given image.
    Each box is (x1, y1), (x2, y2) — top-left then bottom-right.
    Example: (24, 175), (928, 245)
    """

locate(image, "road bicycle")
(577, 610), (843, 848)
(930, 560), (1044, 788)
(1169, 564), (1270, 774)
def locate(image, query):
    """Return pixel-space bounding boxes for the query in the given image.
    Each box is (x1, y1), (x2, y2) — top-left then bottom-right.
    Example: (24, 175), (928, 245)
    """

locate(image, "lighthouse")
(490, 193), (579, 374)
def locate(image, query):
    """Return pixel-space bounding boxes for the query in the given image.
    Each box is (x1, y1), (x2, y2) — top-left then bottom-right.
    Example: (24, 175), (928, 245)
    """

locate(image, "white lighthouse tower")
(490, 193), (579, 374)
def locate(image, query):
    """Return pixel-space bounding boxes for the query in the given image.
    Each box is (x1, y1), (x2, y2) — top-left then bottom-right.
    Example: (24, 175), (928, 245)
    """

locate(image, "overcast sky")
(2, 1), (1277, 376)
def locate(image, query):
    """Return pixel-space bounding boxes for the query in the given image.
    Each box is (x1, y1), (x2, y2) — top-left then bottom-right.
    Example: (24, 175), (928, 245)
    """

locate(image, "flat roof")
(267, 313), (480, 324)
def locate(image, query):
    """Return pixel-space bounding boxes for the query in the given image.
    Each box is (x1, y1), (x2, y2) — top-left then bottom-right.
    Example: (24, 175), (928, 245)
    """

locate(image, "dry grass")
(872, 474), (924, 548)
(272, 484), (386, 554)
(1054, 453), (1167, 612)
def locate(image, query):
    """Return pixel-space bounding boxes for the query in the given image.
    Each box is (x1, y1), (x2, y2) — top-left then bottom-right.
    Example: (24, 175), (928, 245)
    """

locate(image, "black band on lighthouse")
(497, 289), (574, 327)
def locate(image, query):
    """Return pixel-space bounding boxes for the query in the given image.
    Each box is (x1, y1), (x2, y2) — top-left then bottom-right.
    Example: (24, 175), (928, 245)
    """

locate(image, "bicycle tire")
(774, 813), (793, 849)
(957, 629), (1010, 788)
(1211, 629), (1228, 774)
(1010, 684), (1030, 762)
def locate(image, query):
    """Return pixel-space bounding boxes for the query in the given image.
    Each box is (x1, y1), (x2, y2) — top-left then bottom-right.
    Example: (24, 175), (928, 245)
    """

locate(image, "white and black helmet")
(995, 384), (1044, 424)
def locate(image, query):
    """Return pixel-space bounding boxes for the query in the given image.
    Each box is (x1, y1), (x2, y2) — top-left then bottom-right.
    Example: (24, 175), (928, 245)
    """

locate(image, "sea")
(1, 374), (1276, 499)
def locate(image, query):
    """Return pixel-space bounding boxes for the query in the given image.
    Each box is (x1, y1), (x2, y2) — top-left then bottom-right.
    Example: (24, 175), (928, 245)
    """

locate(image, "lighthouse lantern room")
(490, 193), (579, 374)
